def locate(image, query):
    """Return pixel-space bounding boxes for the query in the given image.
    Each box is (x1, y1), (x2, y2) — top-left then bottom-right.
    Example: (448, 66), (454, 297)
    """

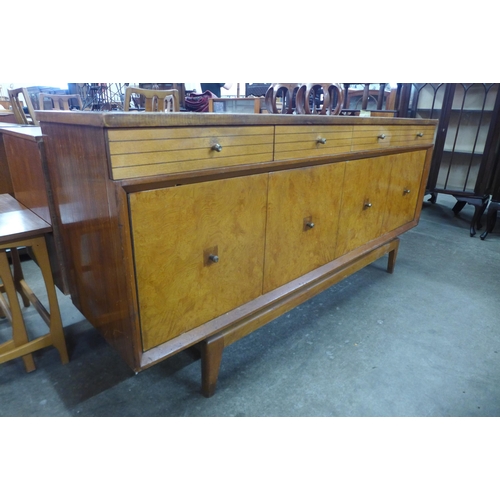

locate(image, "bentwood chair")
(7, 87), (39, 126)
(38, 93), (83, 111)
(123, 86), (180, 112)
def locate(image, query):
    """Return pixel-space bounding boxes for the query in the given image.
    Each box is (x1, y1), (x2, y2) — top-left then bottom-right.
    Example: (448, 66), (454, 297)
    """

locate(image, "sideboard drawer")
(351, 125), (435, 151)
(109, 126), (274, 179)
(274, 125), (352, 161)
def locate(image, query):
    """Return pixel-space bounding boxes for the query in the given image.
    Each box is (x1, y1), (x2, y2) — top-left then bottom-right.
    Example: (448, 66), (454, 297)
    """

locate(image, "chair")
(295, 83), (343, 115)
(340, 84), (398, 116)
(264, 83), (301, 114)
(123, 86), (180, 112)
(0, 194), (68, 372)
(7, 87), (39, 126)
(38, 93), (83, 110)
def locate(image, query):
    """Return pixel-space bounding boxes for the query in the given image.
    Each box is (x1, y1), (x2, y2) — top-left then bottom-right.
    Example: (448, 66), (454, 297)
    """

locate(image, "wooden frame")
(7, 87), (39, 126)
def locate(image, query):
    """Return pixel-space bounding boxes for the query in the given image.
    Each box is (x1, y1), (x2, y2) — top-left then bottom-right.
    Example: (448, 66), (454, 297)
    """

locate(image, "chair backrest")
(123, 86), (180, 112)
(7, 87), (39, 125)
(39, 93), (83, 110)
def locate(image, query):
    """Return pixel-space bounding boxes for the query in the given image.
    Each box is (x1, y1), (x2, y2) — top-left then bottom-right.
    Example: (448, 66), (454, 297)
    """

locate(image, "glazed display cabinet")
(402, 83), (500, 235)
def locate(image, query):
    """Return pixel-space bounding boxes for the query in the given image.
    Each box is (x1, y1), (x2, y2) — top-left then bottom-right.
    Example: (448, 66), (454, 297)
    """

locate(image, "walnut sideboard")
(37, 111), (437, 396)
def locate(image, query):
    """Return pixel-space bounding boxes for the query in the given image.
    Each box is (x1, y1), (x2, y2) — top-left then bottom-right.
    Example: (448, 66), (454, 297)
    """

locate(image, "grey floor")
(1, 194), (499, 417)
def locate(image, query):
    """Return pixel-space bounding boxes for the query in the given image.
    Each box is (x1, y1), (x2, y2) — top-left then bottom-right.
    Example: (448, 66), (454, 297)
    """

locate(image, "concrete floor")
(1, 194), (499, 416)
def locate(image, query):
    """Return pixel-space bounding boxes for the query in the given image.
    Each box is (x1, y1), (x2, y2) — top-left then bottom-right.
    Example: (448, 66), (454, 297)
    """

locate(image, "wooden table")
(0, 193), (69, 371)
(37, 110), (437, 396)
(0, 110), (16, 123)
(0, 125), (69, 294)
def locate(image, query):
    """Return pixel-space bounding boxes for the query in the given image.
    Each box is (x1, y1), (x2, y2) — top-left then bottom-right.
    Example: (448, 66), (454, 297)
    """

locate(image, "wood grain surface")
(264, 162), (345, 292)
(130, 173), (269, 350)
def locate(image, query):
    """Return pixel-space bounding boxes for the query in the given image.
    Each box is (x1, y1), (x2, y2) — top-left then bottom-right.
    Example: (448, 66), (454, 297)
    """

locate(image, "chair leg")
(0, 250), (36, 372)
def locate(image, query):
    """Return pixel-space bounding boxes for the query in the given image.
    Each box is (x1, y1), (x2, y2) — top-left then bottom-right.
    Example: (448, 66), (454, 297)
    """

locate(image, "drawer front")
(264, 162), (345, 293)
(274, 125), (352, 161)
(109, 126), (274, 179)
(351, 125), (435, 151)
(129, 174), (268, 350)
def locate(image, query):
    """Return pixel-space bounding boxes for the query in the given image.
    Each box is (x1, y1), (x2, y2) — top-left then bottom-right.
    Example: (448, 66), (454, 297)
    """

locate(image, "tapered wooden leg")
(0, 250), (36, 372)
(387, 238), (400, 274)
(200, 336), (224, 398)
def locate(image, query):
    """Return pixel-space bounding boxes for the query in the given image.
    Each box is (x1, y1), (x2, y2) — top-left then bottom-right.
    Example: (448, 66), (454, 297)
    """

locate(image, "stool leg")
(29, 238), (69, 364)
(0, 250), (36, 372)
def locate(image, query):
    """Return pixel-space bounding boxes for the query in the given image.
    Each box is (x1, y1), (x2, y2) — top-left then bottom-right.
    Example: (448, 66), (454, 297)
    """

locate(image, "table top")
(0, 193), (51, 244)
(36, 110), (439, 128)
(0, 124), (42, 141)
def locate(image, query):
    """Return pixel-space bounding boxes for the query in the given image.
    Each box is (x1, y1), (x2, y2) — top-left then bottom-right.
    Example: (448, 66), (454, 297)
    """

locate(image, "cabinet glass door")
(436, 83), (499, 193)
(409, 83), (446, 121)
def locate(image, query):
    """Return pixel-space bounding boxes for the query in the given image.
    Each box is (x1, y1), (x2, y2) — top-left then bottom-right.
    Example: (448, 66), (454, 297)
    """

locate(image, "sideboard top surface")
(36, 111), (438, 129)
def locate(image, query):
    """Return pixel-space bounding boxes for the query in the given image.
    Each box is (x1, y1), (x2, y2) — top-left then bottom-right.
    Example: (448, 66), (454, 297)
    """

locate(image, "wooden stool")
(0, 194), (68, 372)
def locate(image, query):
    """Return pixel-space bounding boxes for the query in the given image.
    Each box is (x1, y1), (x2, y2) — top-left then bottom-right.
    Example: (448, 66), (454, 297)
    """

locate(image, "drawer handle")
(306, 221), (315, 228)
(317, 138), (327, 144)
(211, 143), (223, 152)
(377, 134), (386, 140)
(403, 189), (411, 195)
(416, 132), (424, 137)
(209, 254), (219, 263)
(364, 202), (372, 209)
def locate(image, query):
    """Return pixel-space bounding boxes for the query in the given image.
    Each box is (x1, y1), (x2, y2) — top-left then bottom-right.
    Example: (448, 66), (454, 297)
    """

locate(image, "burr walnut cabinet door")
(335, 151), (426, 257)
(263, 162), (346, 293)
(129, 174), (268, 351)
(380, 150), (427, 234)
(335, 155), (394, 257)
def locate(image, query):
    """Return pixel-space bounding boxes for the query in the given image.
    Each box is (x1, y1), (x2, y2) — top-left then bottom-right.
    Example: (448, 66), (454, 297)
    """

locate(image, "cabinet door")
(129, 174), (268, 351)
(264, 162), (345, 293)
(381, 150), (427, 233)
(335, 151), (425, 257)
(335, 156), (390, 257)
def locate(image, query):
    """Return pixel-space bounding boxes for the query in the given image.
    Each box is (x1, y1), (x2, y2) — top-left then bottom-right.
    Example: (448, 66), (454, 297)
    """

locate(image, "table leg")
(0, 250), (36, 372)
(29, 238), (69, 364)
(11, 248), (30, 307)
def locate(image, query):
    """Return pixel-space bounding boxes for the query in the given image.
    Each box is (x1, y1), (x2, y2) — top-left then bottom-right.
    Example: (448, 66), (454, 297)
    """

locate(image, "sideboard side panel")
(40, 122), (140, 369)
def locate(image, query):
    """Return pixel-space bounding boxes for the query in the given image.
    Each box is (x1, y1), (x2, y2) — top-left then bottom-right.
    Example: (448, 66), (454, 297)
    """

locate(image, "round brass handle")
(377, 134), (386, 140)
(416, 132), (424, 137)
(317, 138), (327, 144)
(306, 222), (315, 228)
(211, 143), (223, 152)
(209, 254), (219, 263)
(403, 189), (411, 195)
(364, 202), (372, 208)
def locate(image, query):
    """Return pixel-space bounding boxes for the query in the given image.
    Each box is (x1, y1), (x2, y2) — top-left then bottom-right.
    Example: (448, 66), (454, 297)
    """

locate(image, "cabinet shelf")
(442, 149), (482, 156)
